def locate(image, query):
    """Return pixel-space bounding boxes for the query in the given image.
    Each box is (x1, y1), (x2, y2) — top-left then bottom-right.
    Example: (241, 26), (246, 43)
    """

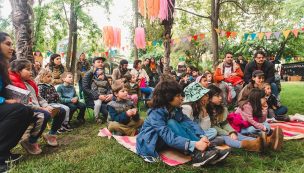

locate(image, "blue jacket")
(56, 84), (78, 104)
(136, 107), (206, 158)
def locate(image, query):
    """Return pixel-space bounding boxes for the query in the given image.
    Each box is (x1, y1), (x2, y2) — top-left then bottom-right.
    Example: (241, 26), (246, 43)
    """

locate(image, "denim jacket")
(136, 107), (206, 158)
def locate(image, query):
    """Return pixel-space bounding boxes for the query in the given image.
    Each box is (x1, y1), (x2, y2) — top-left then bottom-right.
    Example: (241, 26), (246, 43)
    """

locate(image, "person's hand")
(42, 106), (52, 114)
(5, 99), (18, 104)
(195, 139), (209, 151)
(126, 110), (134, 117)
(105, 94), (113, 102)
(230, 133), (238, 140)
(200, 136), (210, 145)
(132, 108), (138, 114)
(99, 95), (106, 101)
(71, 97), (78, 103)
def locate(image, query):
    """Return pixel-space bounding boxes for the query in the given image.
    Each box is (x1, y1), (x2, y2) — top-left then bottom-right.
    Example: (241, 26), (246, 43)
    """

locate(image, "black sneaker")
(191, 149), (218, 167)
(209, 149), (230, 165)
(57, 127), (67, 134)
(4, 153), (22, 164)
(61, 123), (73, 132)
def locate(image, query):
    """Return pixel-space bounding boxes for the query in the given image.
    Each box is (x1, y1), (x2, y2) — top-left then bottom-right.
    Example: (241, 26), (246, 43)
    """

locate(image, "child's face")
(192, 71), (198, 77)
(210, 94), (222, 105)
(206, 74), (212, 82)
(200, 77), (208, 88)
(42, 73), (52, 84)
(182, 75), (188, 81)
(54, 57), (62, 65)
(115, 88), (128, 100)
(64, 74), (73, 84)
(264, 85), (271, 96)
(19, 65), (32, 81)
(261, 97), (267, 107)
(200, 94), (209, 105)
(131, 75), (137, 83)
(252, 75), (264, 86)
(169, 94), (183, 107)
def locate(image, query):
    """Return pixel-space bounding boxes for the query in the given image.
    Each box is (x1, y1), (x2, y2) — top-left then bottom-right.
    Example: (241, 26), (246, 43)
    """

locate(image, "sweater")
(56, 84), (78, 104)
(37, 83), (60, 103)
(107, 99), (139, 125)
(244, 60), (275, 84)
(208, 107), (236, 136)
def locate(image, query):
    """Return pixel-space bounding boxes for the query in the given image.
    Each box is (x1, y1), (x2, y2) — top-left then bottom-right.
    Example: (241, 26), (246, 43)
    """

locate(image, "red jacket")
(214, 62), (244, 83)
(9, 71), (39, 97)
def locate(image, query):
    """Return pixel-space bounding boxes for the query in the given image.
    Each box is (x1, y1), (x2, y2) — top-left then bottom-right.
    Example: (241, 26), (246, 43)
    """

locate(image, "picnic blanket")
(269, 121), (304, 140)
(98, 128), (191, 166)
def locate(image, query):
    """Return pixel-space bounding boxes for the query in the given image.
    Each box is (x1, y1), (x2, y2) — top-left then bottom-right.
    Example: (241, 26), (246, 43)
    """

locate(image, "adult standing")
(214, 52), (244, 105)
(111, 59), (130, 82)
(244, 50), (278, 96)
(82, 57), (113, 121)
(130, 60), (153, 99)
(46, 53), (67, 86)
(76, 53), (91, 99)
(0, 32), (33, 172)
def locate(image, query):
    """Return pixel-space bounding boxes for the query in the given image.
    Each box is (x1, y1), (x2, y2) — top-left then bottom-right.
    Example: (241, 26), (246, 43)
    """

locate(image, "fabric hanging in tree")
(138, 0), (146, 17)
(134, 27), (146, 49)
(158, 0), (174, 21)
(103, 26), (121, 48)
(147, 0), (160, 20)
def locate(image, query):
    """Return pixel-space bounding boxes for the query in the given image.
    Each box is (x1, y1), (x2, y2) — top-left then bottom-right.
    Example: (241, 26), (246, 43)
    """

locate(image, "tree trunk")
(66, 1), (75, 71)
(162, 0), (175, 74)
(211, 0), (220, 69)
(70, 15), (78, 77)
(134, 0), (138, 60)
(10, 0), (34, 63)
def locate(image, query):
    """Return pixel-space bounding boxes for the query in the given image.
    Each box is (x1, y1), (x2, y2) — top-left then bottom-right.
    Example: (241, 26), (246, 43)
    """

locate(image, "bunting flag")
(46, 51), (52, 57)
(251, 33), (257, 40)
(175, 38), (181, 44)
(60, 52), (65, 57)
(182, 37), (188, 43)
(231, 32), (237, 38)
(258, 32), (264, 40)
(187, 36), (192, 42)
(199, 34), (205, 39)
(283, 30), (291, 39)
(226, 31), (231, 38)
(244, 33), (249, 41)
(220, 30), (226, 37)
(193, 35), (198, 41)
(274, 32), (281, 39)
(265, 32), (272, 39)
(147, 41), (152, 46)
(292, 29), (299, 37)
(215, 28), (220, 33)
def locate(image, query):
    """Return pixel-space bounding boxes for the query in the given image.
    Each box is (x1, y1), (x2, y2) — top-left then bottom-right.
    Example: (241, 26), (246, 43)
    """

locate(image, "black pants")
(65, 102), (86, 121)
(0, 103), (33, 160)
(35, 107), (65, 135)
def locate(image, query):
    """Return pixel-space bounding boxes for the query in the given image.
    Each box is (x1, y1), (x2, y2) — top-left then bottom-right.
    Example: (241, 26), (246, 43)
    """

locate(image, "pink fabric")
(128, 94), (138, 106)
(103, 26), (121, 48)
(227, 112), (252, 132)
(134, 27), (146, 49)
(139, 78), (147, 88)
(158, 0), (174, 21)
(270, 122), (304, 140)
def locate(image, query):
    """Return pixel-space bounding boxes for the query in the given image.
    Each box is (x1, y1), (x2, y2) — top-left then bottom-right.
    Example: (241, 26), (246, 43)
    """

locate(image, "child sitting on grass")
(136, 80), (225, 167)
(263, 83), (304, 122)
(228, 88), (284, 151)
(36, 69), (72, 133)
(57, 72), (86, 124)
(107, 80), (143, 136)
(91, 68), (112, 123)
(10, 59), (65, 154)
(124, 74), (139, 106)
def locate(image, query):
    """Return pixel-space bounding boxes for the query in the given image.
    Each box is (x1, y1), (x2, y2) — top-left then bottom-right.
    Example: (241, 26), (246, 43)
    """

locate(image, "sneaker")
(95, 118), (103, 124)
(57, 127), (67, 134)
(191, 149), (218, 167)
(4, 153), (22, 164)
(141, 156), (158, 163)
(43, 134), (58, 147)
(209, 149), (230, 165)
(61, 123), (73, 132)
(20, 140), (42, 155)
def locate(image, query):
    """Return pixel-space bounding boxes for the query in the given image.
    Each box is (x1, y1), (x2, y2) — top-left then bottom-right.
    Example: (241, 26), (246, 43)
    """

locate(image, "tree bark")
(211, 0), (220, 69)
(70, 13), (78, 77)
(10, 0), (34, 63)
(162, 0), (175, 74)
(66, 1), (75, 70)
(134, 0), (138, 60)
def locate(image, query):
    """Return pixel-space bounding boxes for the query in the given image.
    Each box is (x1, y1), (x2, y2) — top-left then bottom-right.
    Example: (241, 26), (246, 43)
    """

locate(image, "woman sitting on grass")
(136, 79), (225, 167)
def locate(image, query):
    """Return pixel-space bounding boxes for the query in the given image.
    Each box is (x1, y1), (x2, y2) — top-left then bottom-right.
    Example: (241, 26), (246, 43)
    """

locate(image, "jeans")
(274, 106), (288, 116)
(240, 122), (271, 135)
(271, 83), (279, 97)
(35, 108), (65, 135)
(222, 133), (255, 148)
(65, 102), (86, 121)
(50, 103), (70, 125)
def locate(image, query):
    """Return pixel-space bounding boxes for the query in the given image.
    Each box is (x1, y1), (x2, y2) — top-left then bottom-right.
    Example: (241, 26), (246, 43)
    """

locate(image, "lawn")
(10, 82), (304, 173)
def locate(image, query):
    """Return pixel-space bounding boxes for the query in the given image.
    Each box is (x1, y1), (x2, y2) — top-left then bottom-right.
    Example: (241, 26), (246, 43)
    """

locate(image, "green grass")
(10, 82), (304, 173)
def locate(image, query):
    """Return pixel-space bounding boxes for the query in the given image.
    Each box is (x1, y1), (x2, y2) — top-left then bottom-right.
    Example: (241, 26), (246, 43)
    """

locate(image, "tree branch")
(219, 0), (260, 15)
(62, 2), (70, 26)
(175, 7), (211, 20)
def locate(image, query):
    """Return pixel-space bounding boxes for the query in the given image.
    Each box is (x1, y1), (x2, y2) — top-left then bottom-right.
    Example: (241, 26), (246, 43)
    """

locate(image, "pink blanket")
(269, 121), (304, 140)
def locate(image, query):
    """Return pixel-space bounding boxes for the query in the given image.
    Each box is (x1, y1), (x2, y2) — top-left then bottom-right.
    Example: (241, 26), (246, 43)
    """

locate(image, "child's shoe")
(191, 149), (218, 167)
(20, 139), (42, 155)
(43, 134), (58, 147)
(61, 123), (73, 131)
(261, 127), (283, 151)
(57, 128), (67, 134)
(209, 148), (230, 165)
(241, 137), (263, 152)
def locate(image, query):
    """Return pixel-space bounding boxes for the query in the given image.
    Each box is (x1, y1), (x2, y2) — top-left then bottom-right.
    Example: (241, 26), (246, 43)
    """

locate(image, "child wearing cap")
(107, 80), (143, 136)
(237, 70), (265, 107)
(136, 80), (227, 167)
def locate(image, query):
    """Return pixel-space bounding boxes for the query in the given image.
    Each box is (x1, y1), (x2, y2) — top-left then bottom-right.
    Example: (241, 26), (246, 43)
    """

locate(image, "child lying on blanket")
(136, 79), (229, 167)
(107, 80), (144, 136)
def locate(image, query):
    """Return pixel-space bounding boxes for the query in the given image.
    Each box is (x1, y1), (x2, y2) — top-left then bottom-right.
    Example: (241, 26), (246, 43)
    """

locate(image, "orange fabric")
(150, 62), (156, 71)
(214, 62), (244, 83)
(138, 0), (145, 17)
(103, 26), (121, 48)
(147, 0), (160, 19)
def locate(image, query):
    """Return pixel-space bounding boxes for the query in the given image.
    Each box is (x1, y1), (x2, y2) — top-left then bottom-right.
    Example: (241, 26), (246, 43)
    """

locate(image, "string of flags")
(215, 27), (304, 41)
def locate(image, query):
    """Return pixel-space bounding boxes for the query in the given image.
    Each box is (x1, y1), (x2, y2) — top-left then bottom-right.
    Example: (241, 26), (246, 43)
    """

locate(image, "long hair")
(246, 88), (266, 118)
(49, 53), (64, 73)
(152, 79), (182, 108)
(0, 32), (11, 86)
(206, 85), (224, 120)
